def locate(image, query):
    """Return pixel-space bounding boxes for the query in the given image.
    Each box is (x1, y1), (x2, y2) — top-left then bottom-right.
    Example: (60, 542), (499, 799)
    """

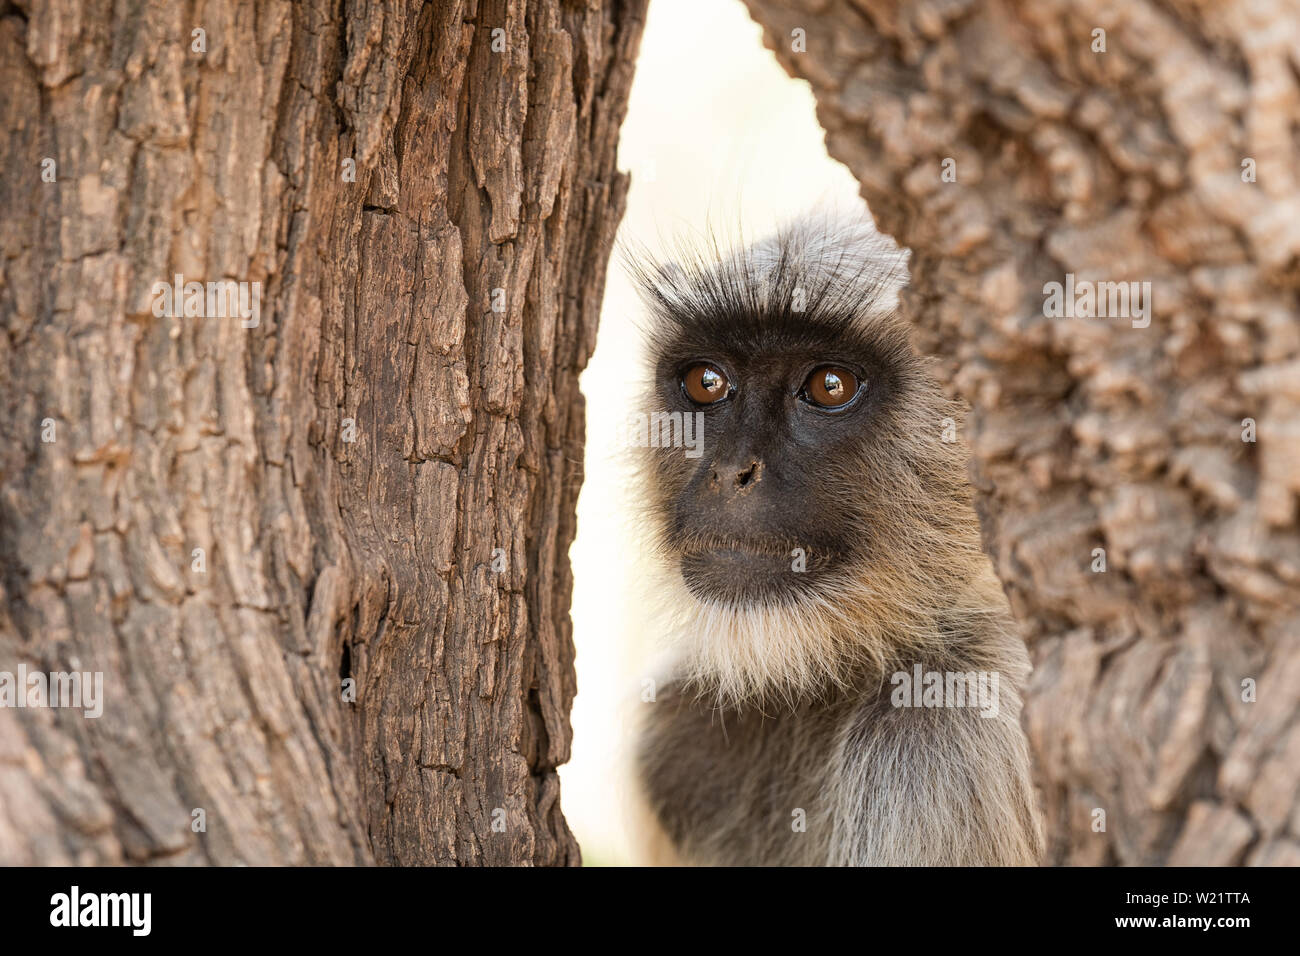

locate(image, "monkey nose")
(709, 460), (763, 494)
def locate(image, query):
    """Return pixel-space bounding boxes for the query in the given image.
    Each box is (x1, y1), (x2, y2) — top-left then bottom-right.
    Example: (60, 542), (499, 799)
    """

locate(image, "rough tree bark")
(0, 0), (644, 865)
(743, 0), (1300, 865)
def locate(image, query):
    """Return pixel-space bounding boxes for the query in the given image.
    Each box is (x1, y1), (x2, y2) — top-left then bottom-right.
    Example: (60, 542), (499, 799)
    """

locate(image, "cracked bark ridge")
(743, 0), (1300, 865)
(0, 0), (646, 865)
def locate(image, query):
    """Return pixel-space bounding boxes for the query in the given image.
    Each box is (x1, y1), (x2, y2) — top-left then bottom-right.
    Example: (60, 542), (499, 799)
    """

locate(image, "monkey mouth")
(676, 538), (832, 605)
(679, 538), (784, 559)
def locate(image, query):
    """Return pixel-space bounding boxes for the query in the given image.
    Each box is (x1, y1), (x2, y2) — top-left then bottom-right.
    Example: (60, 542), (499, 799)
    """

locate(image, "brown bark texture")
(743, 0), (1300, 865)
(0, 0), (644, 865)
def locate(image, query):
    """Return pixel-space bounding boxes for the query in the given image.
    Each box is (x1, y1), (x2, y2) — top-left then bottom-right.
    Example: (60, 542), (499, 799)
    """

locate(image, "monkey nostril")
(706, 461), (761, 495)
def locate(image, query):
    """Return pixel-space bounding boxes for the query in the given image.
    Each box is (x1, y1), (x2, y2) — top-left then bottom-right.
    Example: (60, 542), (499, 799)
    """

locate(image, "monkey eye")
(682, 363), (732, 405)
(801, 366), (860, 409)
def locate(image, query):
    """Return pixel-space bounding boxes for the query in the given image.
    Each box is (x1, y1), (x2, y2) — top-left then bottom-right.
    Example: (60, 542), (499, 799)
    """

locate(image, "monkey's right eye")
(682, 364), (732, 405)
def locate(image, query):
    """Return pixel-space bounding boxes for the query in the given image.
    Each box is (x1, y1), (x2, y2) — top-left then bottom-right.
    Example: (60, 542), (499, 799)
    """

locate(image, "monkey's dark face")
(631, 220), (980, 631)
(628, 219), (991, 702)
(648, 316), (910, 606)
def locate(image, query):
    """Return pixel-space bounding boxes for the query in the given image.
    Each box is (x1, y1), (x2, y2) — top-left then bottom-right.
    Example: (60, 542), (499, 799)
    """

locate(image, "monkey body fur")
(628, 212), (1043, 866)
(638, 606), (1041, 866)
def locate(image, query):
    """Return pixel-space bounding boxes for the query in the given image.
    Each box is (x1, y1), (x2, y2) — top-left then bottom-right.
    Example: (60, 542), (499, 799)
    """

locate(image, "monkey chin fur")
(644, 555), (1014, 711)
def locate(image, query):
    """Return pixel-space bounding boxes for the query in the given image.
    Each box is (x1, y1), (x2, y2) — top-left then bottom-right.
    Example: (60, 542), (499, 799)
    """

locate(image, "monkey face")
(629, 216), (983, 633)
(626, 215), (995, 701)
(649, 320), (902, 606)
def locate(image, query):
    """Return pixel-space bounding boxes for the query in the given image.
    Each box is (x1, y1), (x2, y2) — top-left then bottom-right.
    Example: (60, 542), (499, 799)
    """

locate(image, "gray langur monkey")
(624, 211), (1043, 866)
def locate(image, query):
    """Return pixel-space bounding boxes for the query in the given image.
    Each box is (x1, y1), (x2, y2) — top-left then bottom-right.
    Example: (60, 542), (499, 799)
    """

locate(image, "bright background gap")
(562, 0), (863, 866)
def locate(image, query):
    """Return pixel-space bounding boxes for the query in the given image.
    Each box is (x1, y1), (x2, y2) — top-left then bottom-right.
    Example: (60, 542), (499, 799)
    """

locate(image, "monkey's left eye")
(801, 366), (860, 409)
(682, 363), (732, 405)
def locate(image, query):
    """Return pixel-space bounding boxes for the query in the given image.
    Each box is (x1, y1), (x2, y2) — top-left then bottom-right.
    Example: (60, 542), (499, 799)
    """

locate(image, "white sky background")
(561, 0), (865, 865)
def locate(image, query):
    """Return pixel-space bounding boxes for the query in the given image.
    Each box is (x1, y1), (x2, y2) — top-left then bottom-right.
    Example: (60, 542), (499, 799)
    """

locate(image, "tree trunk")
(742, 0), (1300, 865)
(0, 0), (644, 866)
